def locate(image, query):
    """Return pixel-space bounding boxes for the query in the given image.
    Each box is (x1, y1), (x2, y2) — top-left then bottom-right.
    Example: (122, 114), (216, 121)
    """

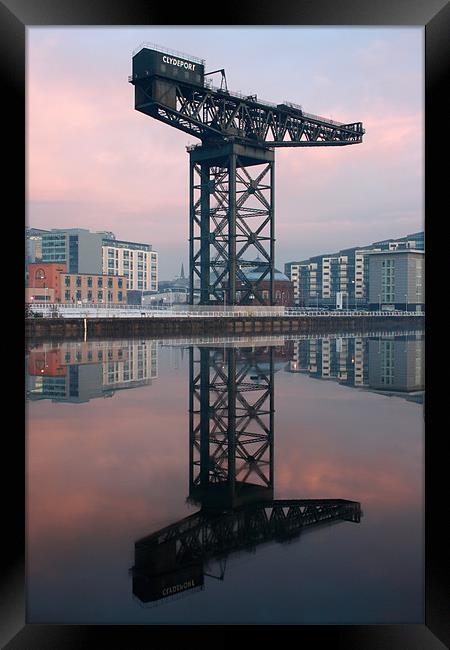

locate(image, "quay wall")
(26, 315), (425, 341)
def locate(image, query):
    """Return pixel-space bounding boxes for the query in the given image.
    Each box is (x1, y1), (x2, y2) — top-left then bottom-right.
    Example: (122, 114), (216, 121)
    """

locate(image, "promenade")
(26, 303), (424, 340)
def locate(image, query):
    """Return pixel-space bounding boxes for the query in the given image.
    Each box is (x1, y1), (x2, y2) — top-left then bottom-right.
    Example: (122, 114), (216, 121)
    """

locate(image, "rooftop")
(366, 249), (424, 255)
(132, 42), (205, 66)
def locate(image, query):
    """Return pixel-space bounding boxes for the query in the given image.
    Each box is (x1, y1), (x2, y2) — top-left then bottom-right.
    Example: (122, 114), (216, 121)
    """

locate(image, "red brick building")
(26, 262), (67, 303)
(26, 263), (127, 305)
(237, 263), (294, 306)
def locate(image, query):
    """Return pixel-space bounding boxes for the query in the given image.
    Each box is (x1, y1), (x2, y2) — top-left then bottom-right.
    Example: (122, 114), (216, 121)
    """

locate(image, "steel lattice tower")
(130, 44), (364, 306)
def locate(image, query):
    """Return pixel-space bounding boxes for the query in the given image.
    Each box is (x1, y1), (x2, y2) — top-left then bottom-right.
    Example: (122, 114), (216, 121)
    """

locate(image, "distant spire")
(180, 262), (185, 279)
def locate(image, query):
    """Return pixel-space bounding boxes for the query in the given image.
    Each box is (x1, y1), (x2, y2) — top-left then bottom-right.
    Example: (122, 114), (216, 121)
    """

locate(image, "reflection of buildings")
(132, 343), (361, 606)
(26, 340), (158, 403)
(287, 336), (369, 388)
(287, 334), (424, 402)
(367, 337), (424, 400)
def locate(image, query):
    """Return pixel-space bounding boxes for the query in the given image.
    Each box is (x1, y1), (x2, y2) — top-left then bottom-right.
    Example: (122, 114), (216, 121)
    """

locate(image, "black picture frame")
(4, 0), (448, 647)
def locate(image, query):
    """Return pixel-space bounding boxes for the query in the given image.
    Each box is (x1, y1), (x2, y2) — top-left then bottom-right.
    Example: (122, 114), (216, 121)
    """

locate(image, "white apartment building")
(102, 238), (158, 292)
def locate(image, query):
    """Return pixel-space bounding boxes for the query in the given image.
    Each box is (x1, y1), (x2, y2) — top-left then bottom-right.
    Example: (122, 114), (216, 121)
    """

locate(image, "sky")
(27, 26), (424, 279)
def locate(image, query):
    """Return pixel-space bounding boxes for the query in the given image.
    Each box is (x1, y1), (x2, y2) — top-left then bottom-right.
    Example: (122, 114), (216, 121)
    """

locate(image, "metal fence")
(27, 303), (425, 320)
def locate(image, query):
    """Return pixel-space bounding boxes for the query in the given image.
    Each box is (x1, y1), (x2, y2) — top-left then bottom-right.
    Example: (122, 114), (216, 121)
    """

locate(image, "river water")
(26, 330), (424, 624)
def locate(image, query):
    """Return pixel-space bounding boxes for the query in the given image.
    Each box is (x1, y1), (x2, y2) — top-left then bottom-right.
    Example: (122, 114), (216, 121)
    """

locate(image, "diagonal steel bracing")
(189, 346), (274, 508)
(132, 341), (362, 605)
(189, 143), (275, 305)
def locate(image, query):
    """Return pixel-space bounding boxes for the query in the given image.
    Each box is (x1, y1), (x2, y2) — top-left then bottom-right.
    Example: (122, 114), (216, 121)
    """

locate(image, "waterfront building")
(26, 262), (67, 303)
(25, 228), (49, 264)
(285, 231), (424, 308)
(34, 227), (159, 295)
(367, 249), (425, 311)
(147, 289), (188, 306)
(102, 237), (158, 293)
(40, 228), (108, 274)
(154, 263), (190, 304)
(238, 263), (294, 306)
(26, 262), (127, 305)
(58, 270), (127, 305)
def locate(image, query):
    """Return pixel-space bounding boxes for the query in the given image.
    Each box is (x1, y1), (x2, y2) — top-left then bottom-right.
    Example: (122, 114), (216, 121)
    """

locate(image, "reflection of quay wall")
(27, 340), (158, 402)
(368, 337), (424, 392)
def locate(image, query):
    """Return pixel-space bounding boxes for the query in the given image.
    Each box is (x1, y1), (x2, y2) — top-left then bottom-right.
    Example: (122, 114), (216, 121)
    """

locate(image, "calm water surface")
(26, 331), (424, 624)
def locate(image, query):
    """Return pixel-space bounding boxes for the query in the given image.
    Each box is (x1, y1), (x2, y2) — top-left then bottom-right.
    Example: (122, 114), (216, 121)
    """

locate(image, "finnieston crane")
(129, 44), (365, 306)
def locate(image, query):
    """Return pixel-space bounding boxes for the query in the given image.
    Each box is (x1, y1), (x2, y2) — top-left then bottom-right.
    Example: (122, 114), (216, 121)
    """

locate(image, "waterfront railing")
(27, 303), (425, 319)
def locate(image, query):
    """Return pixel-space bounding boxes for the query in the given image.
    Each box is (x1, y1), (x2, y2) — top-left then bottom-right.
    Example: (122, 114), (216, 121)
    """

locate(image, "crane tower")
(129, 44), (365, 306)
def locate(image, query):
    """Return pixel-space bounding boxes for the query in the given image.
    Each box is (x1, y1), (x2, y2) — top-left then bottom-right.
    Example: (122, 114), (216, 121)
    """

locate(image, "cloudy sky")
(27, 26), (423, 278)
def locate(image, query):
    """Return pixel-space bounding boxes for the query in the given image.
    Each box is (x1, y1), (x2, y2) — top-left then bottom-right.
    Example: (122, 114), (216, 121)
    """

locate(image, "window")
(87, 291), (92, 301)
(118, 291), (123, 302)
(98, 277), (103, 287)
(98, 291), (103, 301)
(64, 276), (70, 287)
(87, 277), (93, 287)
(65, 290), (70, 301)
(108, 278), (113, 288)
(76, 277), (82, 287)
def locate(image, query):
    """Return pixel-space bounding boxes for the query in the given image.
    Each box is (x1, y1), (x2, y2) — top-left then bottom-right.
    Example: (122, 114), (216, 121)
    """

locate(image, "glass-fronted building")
(40, 228), (106, 274)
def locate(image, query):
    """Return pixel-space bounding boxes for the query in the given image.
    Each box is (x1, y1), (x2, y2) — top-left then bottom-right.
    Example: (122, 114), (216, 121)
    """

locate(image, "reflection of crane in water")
(131, 344), (362, 605)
